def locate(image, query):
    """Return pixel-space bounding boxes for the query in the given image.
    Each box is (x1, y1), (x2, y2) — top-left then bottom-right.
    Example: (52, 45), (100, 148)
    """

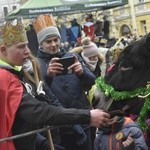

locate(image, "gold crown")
(32, 14), (56, 33)
(0, 20), (27, 46)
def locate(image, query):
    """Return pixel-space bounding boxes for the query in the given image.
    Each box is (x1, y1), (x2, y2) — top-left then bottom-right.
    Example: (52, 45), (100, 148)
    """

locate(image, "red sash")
(0, 69), (23, 150)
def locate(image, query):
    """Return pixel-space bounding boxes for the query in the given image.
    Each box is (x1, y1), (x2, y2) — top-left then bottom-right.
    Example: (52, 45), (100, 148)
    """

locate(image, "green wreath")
(95, 77), (150, 131)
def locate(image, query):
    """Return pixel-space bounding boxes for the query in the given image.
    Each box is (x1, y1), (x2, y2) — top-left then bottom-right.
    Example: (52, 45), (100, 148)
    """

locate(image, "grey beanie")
(82, 37), (99, 57)
(37, 26), (61, 44)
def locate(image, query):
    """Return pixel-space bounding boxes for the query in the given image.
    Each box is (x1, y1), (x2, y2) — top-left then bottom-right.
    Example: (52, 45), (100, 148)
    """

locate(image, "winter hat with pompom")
(81, 37), (99, 57)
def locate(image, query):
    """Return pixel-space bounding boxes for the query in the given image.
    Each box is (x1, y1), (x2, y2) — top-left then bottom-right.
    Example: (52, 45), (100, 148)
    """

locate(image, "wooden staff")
(110, 36), (124, 52)
(31, 59), (54, 150)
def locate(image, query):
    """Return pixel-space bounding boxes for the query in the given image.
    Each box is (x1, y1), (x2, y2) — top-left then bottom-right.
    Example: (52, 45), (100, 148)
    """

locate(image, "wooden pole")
(31, 59), (54, 150)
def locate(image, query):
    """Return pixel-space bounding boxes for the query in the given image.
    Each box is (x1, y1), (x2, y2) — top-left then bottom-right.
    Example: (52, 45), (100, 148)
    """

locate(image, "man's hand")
(90, 109), (113, 127)
(68, 56), (83, 76)
(47, 57), (63, 77)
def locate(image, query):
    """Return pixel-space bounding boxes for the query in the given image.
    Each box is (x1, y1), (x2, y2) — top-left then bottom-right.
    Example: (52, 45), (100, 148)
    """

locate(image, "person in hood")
(94, 115), (148, 150)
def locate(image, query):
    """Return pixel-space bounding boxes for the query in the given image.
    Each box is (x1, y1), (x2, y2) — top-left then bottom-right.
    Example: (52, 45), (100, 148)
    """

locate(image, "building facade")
(109, 0), (150, 37)
(0, 0), (20, 24)
(0, 0), (149, 38)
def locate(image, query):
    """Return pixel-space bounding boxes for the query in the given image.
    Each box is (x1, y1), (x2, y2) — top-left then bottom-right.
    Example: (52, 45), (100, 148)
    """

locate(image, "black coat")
(11, 70), (90, 150)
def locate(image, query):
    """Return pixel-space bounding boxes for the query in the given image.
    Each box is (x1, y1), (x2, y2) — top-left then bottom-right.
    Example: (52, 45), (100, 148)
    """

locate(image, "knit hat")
(37, 26), (61, 44)
(82, 37), (99, 57)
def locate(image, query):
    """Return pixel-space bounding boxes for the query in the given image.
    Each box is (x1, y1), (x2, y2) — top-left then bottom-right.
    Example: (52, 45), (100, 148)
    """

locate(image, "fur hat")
(82, 37), (99, 57)
(37, 26), (61, 44)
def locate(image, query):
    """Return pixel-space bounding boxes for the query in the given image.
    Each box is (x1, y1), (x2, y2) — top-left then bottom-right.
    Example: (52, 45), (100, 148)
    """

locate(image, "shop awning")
(6, 0), (128, 20)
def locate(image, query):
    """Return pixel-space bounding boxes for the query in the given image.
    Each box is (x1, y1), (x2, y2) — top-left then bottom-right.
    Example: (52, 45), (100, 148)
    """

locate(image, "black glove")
(72, 125), (87, 145)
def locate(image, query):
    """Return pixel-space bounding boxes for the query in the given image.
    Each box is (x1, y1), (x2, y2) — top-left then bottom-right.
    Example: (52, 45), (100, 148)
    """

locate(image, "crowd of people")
(0, 13), (149, 150)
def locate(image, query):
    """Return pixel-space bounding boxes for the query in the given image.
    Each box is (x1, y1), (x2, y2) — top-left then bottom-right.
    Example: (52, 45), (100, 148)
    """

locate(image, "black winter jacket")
(10, 70), (90, 150)
(37, 49), (96, 109)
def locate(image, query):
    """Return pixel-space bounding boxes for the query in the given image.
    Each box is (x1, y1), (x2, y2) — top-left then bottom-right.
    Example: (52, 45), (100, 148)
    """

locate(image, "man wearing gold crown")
(0, 19), (112, 150)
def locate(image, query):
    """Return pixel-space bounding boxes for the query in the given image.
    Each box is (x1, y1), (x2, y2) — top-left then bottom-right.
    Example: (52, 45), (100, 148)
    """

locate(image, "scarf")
(81, 52), (98, 71)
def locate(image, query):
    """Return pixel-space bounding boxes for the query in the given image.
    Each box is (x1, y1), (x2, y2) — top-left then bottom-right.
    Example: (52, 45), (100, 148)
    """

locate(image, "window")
(138, 0), (145, 10)
(3, 7), (8, 16)
(140, 20), (147, 35)
(138, 0), (144, 3)
(138, 3), (144, 10)
(13, 5), (17, 10)
(121, 24), (131, 36)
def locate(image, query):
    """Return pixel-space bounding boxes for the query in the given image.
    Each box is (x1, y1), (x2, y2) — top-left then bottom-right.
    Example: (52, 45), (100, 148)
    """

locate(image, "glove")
(72, 125), (87, 145)
(121, 134), (135, 150)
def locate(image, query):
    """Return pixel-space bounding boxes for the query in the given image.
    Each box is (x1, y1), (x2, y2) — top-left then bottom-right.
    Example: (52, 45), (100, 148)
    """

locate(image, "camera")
(56, 56), (75, 75)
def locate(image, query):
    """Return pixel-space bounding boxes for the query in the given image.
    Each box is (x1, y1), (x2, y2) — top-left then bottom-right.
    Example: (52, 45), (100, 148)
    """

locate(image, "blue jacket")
(37, 49), (96, 109)
(94, 117), (148, 150)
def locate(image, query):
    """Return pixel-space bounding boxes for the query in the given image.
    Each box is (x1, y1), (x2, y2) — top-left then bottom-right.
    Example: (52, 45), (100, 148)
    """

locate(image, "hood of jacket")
(100, 116), (138, 134)
(100, 116), (125, 134)
(0, 59), (22, 71)
(37, 48), (66, 60)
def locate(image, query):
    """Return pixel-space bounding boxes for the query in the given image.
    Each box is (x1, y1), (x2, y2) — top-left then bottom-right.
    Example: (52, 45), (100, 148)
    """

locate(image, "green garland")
(95, 77), (150, 131)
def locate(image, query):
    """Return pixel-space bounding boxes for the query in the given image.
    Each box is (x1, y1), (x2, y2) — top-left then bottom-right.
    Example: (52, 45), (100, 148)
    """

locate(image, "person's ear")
(39, 44), (43, 49)
(0, 45), (7, 55)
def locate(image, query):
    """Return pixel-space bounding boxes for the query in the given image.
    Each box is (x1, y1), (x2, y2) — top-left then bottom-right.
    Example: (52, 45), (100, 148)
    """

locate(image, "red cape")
(0, 69), (23, 150)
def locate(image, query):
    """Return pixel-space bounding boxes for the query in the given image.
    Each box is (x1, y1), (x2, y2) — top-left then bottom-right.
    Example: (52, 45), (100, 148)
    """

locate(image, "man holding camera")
(35, 18), (97, 149)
